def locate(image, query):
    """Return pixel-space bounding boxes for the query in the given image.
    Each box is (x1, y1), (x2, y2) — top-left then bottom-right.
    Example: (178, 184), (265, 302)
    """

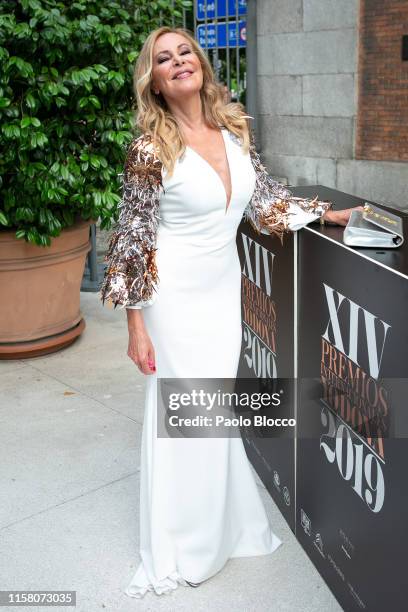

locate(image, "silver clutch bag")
(343, 203), (404, 248)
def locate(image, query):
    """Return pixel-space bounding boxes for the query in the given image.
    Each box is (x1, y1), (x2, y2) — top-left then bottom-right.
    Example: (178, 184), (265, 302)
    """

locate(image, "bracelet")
(320, 202), (334, 226)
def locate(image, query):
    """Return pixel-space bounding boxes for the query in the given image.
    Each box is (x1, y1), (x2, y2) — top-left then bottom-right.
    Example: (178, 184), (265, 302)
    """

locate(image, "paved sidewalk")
(0, 293), (342, 612)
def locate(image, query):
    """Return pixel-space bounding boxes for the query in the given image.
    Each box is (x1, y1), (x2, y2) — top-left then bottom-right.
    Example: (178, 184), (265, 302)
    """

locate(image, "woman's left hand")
(322, 205), (365, 227)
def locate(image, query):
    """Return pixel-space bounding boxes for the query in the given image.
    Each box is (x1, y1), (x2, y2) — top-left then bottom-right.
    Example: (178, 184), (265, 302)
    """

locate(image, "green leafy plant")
(0, 0), (192, 246)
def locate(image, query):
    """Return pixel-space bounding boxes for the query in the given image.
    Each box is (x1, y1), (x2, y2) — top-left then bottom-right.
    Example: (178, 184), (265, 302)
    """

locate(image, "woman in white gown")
(100, 26), (360, 599)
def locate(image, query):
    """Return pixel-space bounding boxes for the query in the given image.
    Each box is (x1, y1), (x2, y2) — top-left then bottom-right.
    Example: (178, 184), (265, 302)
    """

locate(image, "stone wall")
(256, 0), (408, 211)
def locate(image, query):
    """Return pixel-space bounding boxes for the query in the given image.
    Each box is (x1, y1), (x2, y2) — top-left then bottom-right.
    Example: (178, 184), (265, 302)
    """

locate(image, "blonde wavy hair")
(133, 26), (251, 175)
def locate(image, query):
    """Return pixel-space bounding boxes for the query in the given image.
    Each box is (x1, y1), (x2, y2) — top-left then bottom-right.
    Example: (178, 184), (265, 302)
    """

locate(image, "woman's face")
(151, 32), (203, 104)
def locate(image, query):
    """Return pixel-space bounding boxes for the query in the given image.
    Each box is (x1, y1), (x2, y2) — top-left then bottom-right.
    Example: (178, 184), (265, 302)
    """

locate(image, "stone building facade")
(255, 0), (408, 210)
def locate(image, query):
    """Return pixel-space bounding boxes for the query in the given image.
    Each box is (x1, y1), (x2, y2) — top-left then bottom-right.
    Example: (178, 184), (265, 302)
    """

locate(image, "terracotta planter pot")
(0, 219), (92, 359)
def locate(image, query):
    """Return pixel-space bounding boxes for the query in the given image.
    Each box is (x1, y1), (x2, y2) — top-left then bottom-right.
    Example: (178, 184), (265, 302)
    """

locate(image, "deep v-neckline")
(186, 128), (232, 215)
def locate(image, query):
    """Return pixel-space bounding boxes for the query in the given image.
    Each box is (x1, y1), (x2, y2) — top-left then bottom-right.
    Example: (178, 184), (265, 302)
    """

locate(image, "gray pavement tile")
(24, 337), (141, 408)
(0, 365), (141, 529)
(0, 360), (29, 374)
(0, 473), (341, 612)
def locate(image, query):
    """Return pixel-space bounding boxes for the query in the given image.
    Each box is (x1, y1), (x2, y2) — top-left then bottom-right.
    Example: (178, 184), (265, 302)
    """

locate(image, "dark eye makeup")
(157, 48), (192, 64)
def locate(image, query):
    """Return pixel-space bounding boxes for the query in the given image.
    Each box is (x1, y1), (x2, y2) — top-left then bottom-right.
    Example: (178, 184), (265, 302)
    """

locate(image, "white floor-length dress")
(125, 128), (282, 598)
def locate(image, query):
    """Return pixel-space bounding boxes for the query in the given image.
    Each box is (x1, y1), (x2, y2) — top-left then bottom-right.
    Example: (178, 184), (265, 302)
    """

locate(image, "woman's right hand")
(322, 205), (365, 226)
(127, 328), (156, 374)
(126, 309), (156, 375)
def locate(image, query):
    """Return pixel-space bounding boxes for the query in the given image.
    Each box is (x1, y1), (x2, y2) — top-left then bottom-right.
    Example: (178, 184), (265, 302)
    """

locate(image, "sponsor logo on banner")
(273, 470), (280, 491)
(339, 528), (355, 560)
(300, 509), (312, 536)
(313, 532), (326, 558)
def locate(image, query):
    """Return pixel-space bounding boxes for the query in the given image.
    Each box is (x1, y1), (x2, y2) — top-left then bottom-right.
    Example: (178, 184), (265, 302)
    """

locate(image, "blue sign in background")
(197, 0), (246, 21)
(197, 20), (246, 49)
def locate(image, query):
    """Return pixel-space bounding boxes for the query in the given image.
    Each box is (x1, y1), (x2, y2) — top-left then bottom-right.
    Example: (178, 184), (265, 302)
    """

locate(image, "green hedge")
(0, 0), (191, 246)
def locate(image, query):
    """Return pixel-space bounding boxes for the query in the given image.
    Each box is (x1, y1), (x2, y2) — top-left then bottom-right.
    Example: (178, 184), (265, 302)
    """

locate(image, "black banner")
(297, 229), (408, 611)
(236, 221), (296, 530)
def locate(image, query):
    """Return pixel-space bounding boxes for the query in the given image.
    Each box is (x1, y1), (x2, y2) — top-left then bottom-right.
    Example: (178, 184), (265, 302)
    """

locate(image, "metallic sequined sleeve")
(99, 135), (163, 310)
(243, 132), (333, 243)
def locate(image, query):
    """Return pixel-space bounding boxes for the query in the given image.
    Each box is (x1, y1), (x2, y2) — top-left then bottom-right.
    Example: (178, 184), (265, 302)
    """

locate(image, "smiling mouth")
(173, 71), (193, 80)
